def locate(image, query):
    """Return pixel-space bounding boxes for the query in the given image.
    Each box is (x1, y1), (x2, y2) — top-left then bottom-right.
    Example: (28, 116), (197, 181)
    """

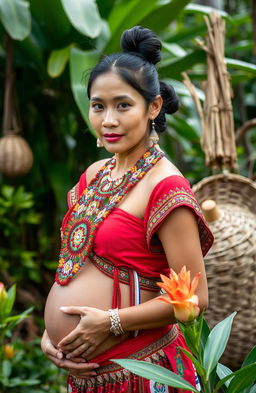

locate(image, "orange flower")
(4, 345), (16, 359)
(157, 266), (200, 323)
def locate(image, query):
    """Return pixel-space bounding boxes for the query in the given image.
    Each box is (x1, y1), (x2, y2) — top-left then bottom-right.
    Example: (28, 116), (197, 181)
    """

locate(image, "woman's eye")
(92, 103), (103, 111)
(117, 102), (130, 109)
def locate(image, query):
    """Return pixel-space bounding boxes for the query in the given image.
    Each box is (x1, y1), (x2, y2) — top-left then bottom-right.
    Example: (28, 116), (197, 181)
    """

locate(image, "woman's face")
(89, 72), (160, 154)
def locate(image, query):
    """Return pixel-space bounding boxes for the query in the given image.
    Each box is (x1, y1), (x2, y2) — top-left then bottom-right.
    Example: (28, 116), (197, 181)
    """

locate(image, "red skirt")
(67, 324), (198, 393)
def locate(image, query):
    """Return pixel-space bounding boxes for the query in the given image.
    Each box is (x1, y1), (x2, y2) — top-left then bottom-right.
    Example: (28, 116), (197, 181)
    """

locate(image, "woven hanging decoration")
(0, 34), (33, 177)
(182, 12), (237, 170)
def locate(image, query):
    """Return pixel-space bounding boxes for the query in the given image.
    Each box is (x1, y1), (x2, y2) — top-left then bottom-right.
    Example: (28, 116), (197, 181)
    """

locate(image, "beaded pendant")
(55, 145), (165, 285)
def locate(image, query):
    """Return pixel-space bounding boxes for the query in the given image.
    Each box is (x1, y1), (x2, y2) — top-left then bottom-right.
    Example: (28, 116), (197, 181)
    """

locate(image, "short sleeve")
(144, 175), (214, 257)
(67, 170), (87, 208)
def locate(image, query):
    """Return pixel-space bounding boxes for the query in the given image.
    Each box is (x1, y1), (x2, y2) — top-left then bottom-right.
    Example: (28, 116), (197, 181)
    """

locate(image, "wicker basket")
(193, 173), (256, 369)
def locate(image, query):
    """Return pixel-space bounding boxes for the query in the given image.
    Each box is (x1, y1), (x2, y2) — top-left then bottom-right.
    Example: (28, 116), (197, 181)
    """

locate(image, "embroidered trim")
(89, 253), (159, 292)
(56, 145), (165, 285)
(69, 325), (179, 386)
(67, 183), (79, 208)
(146, 187), (213, 256)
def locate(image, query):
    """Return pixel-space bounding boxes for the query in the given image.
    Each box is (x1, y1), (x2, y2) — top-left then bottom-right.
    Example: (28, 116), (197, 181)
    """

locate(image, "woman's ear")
(149, 95), (163, 119)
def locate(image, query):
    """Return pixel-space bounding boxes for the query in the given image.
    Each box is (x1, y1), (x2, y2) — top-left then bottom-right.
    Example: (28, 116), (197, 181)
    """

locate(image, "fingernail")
(90, 372), (97, 376)
(94, 364), (100, 368)
(66, 354), (70, 359)
(57, 352), (63, 359)
(60, 307), (68, 311)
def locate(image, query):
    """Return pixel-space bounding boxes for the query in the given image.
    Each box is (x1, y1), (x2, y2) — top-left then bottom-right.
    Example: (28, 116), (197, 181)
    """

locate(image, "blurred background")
(0, 0), (255, 391)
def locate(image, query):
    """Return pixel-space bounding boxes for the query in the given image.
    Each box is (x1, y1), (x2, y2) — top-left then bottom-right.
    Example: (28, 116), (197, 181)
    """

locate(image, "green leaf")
(178, 347), (206, 379)
(47, 46), (70, 78)
(2, 360), (11, 379)
(249, 385), (256, 393)
(60, 0), (102, 38)
(112, 359), (200, 392)
(200, 318), (211, 352)
(168, 116), (200, 141)
(225, 58), (256, 75)
(139, 0), (193, 34)
(70, 46), (98, 135)
(5, 284), (16, 315)
(226, 363), (256, 393)
(184, 4), (230, 19)
(216, 363), (233, 388)
(105, 0), (158, 53)
(0, 0), (31, 40)
(159, 50), (206, 80)
(242, 346), (256, 368)
(203, 312), (236, 379)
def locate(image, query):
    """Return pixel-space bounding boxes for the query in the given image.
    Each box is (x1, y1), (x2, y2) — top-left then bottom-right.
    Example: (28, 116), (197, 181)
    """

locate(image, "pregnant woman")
(41, 26), (213, 393)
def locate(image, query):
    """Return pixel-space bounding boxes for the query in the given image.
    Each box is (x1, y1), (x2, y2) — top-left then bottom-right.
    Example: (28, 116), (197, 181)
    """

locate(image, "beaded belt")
(89, 252), (159, 292)
(89, 252), (160, 338)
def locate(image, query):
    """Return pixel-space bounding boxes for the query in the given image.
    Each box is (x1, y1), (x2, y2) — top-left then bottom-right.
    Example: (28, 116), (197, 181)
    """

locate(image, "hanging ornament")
(0, 34), (33, 177)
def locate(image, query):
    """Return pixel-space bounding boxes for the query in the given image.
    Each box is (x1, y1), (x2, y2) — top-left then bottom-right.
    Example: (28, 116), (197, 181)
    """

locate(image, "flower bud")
(4, 344), (16, 359)
(0, 282), (7, 303)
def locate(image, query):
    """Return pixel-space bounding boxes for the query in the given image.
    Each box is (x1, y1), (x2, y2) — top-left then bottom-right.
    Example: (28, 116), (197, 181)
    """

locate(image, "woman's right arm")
(41, 329), (100, 377)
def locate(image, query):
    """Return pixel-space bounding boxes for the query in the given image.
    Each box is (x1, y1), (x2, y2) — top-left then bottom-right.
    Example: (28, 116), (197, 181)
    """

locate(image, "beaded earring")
(97, 138), (103, 148)
(149, 119), (159, 146)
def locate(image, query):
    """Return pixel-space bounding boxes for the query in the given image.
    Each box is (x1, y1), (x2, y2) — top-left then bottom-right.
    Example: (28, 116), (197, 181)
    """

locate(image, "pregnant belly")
(44, 259), (159, 358)
(44, 260), (116, 348)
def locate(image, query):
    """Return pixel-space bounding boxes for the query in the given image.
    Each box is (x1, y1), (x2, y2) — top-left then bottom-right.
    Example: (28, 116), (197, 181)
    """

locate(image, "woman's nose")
(102, 111), (118, 127)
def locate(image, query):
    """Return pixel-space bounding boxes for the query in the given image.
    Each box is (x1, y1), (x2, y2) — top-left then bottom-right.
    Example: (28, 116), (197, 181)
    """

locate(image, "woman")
(41, 26), (213, 393)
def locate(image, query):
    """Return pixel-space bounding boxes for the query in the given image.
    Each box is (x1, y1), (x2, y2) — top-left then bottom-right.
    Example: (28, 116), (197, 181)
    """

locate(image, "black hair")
(87, 26), (179, 133)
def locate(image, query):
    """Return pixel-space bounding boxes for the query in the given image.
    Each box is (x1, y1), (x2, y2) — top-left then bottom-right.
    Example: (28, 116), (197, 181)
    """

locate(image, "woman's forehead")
(90, 72), (141, 99)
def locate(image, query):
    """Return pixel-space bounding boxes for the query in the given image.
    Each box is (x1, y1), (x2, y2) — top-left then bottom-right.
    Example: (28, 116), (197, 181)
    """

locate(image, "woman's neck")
(111, 141), (150, 179)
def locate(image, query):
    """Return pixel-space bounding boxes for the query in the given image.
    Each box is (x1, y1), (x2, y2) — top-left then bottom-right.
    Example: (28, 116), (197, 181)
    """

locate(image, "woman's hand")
(57, 306), (111, 359)
(41, 329), (100, 377)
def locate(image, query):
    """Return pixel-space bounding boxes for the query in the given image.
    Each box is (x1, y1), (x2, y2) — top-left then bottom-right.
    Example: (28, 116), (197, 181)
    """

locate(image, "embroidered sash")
(55, 145), (164, 285)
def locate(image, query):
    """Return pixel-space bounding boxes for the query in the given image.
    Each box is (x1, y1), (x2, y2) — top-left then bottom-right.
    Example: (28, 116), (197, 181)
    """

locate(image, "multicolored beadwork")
(55, 145), (165, 285)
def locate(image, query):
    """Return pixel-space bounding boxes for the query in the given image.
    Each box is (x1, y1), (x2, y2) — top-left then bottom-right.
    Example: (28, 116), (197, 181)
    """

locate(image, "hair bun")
(120, 26), (161, 65)
(160, 81), (179, 114)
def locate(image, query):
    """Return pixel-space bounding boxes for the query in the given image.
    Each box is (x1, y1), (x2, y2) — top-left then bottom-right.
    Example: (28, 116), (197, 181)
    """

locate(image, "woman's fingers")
(66, 342), (91, 359)
(58, 326), (83, 348)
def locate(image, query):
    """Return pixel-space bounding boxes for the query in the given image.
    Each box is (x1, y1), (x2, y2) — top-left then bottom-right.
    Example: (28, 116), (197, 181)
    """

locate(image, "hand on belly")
(56, 305), (111, 360)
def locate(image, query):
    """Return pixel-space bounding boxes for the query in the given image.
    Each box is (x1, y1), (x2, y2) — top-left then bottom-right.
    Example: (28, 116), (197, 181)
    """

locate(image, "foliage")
(114, 312), (256, 393)
(0, 0), (255, 390)
(1, 339), (66, 393)
(0, 185), (41, 284)
(0, 282), (65, 392)
(0, 282), (33, 391)
(113, 268), (256, 392)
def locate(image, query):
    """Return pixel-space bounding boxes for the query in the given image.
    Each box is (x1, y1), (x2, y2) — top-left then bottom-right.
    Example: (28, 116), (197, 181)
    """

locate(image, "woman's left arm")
(58, 207), (208, 358)
(119, 206), (208, 331)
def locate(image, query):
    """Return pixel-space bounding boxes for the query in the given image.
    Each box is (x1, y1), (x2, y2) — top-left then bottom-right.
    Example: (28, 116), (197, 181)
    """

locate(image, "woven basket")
(193, 173), (256, 369)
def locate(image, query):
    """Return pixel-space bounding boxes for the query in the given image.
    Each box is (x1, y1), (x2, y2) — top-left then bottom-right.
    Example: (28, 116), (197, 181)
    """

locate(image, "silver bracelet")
(108, 308), (124, 336)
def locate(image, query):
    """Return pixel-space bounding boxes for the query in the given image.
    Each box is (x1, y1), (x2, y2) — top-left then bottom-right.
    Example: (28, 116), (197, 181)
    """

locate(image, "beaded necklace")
(55, 144), (165, 285)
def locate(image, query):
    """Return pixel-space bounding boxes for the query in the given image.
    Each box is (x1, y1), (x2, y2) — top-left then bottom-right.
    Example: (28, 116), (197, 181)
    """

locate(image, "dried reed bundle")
(183, 12), (237, 170)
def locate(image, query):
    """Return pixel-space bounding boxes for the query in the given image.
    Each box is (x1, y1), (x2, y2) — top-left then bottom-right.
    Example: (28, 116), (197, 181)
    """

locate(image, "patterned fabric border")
(67, 183), (79, 208)
(146, 187), (213, 256)
(89, 252), (159, 292)
(69, 325), (179, 386)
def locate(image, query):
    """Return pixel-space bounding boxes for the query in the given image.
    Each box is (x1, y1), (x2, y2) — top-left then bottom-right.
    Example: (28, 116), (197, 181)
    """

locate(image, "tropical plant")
(113, 267), (256, 393)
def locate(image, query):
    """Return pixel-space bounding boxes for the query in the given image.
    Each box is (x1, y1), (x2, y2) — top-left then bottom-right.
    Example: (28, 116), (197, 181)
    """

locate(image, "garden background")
(0, 0), (255, 391)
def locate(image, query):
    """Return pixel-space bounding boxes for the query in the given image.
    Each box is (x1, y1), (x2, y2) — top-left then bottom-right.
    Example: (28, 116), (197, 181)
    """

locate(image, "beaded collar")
(55, 144), (165, 285)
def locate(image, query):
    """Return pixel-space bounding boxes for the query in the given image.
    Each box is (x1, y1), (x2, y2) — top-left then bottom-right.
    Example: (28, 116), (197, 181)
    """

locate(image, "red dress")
(63, 170), (213, 393)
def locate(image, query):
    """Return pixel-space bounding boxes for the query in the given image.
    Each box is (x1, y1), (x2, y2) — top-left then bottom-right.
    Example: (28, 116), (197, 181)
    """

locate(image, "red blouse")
(64, 171), (214, 280)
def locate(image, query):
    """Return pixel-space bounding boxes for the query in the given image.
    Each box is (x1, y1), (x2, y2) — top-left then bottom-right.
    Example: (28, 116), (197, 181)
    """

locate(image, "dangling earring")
(97, 138), (103, 148)
(149, 119), (159, 146)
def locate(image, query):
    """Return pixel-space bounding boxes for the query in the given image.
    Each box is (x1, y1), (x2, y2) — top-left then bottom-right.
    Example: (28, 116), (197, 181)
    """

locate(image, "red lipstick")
(103, 133), (123, 143)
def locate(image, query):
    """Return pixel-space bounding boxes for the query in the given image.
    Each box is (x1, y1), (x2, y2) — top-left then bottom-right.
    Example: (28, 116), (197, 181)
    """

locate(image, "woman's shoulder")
(146, 156), (187, 193)
(86, 158), (110, 183)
